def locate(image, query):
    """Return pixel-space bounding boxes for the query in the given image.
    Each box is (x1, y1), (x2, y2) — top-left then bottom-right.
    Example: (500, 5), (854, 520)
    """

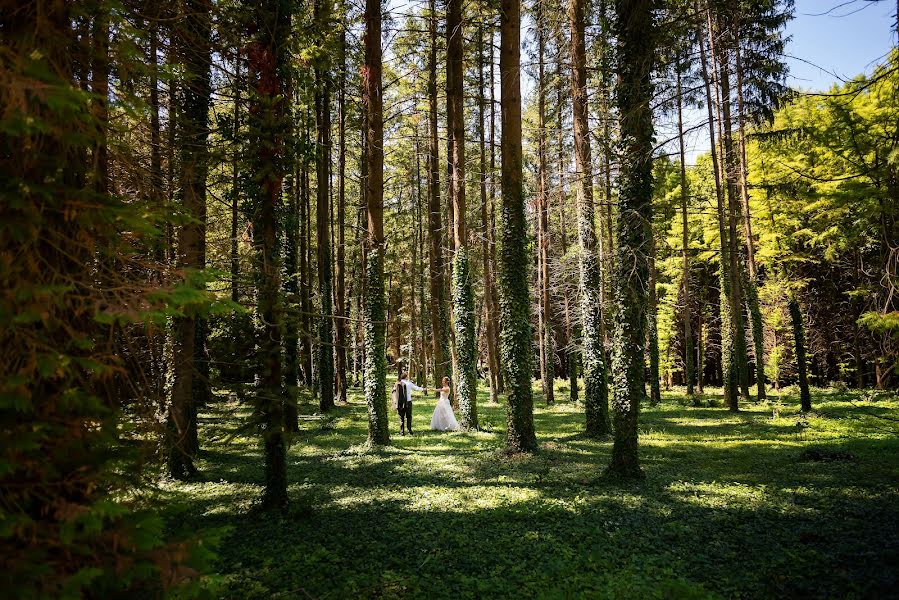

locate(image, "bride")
(430, 376), (459, 432)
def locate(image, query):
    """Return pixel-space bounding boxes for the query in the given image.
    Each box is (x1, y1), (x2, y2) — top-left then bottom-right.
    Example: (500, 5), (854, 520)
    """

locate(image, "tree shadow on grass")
(188, 486), (899, 599)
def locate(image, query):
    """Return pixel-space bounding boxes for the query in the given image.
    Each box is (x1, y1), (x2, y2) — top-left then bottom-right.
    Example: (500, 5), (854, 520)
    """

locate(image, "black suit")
(398, 399), (412, 434)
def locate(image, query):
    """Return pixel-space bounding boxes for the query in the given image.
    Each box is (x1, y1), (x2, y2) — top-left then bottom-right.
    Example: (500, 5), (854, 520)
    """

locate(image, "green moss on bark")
(364, 245), (390, 444)
(453, 248), (478, 430)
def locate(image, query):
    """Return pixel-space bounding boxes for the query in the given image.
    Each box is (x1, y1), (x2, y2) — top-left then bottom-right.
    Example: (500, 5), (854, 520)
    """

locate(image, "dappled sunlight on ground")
(161, 382), (899, 598)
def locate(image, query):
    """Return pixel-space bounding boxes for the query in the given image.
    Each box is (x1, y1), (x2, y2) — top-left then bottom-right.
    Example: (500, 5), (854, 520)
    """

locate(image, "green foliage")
(452, 248), (478, 430)
(0, 2), (210, 595)
(163, 384), (899, 598)
(364, 245), (390, 445)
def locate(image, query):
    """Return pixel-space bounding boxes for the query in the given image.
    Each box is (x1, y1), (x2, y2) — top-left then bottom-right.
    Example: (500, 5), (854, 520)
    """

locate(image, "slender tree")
(427, 0), (451, 388)
(335, 6), (349, 403)
(697, 6), (738, 411)
(447, 0), (477, 428)
(478, 18), (500, 405)
(570, 0), (609, 435)
(316, 0), (335, 412)
(246, 0), (291, 508)
(499, 0), (538, 452)
(789, 292), (811, 411)
(536, 1), (554, 405)
(364, 0), (390, 444)
(607, 0), (655, 478)
(168, 0), (211, 480)
(675, 52), (695, 397)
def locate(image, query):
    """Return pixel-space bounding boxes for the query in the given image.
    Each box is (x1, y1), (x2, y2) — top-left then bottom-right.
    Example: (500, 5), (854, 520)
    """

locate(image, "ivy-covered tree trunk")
(697, 1), (738, 411)
(607, 0), (655, 479)
(316, 0), (335, 412)
(676, 58), (695, 397)
(789, 293), (812, 411)
(168, 0), (211, 480)
(569, 0), (609, 435)
(427, 0), (450, 389)
(499, 0), (537, 452)
(447, 0), (477, 429)
(246, 0), (291, 509)
(364, 0), (390, 445)
(488, 26), (504, 397)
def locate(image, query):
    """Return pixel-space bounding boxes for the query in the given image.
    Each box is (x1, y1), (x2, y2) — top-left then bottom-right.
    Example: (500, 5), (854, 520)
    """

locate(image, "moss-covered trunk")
(447, 0), (477, 429)
(569, 0), (609, 435)
(607, 0), (654, 479)
(364, 0), (390, 445)
(499, 0), (537, 452)
(246, 0), (291, 509)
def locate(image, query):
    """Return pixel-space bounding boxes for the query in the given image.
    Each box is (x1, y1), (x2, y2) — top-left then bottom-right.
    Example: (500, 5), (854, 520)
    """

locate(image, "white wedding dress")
(430, 388), (459, 431)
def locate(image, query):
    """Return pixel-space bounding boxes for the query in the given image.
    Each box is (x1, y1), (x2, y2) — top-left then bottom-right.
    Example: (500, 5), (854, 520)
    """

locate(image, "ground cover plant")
(163, 383), (899, 598)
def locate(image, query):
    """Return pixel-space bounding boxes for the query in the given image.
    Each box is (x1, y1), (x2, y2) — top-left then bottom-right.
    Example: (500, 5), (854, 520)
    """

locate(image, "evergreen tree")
(245, 0), (292, 509)
(570, 0), (610, 435)
(364, 0), (391, 445)
(499, 0), (538, 452)
(168, 0), (212, 479)
(607, 0), (655, 478)
(316, 0), (336, 412)
(447, 0), (478, 429)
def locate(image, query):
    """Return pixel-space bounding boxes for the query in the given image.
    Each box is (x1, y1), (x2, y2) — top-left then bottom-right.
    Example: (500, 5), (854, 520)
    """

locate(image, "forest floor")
(163, 382), (899, 599)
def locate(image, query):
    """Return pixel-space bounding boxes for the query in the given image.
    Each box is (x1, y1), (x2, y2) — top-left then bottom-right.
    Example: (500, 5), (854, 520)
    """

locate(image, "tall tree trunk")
(427, 0), (450, 389)
(447, 0), (477, 429)
(168, 0), (211, 480)
(709, 6), (749, 405)
(335, 11), (348, 403)
(499, 0), (537, 452)
(789, 293), (811, 411)
(364, 0), (390, 444)
(230, 51), (241, 306)
(556, 45), (578, 403)
(675, 57), (695, 397)
(735, 42), (766, 401)
(299, 115), (310, 387)
(316, 0), (335, 412)
(648, 233), (662, 405)
(697, 3), (738, 411)
(570, 0), (609, 435)
(284, 76), (300, 412)
(536, 5), (554, 405)
(607, 0), (654, 479)
(246, 0), (291, 509)
(478, 19), (500, 406)
(488, 24), (504, 397)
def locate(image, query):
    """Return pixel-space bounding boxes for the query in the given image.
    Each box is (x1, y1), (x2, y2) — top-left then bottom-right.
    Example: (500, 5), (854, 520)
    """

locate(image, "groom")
(393, 371), (426, 436)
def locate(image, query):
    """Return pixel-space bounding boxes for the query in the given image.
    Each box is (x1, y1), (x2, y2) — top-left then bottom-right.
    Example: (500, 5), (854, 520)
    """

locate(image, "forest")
(2, 0), (899, 597)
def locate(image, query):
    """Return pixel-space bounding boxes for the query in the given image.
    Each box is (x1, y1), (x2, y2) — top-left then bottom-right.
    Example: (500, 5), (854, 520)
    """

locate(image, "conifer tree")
(364, 0), (390, 444)
(607, 0), (655, 478)
(499, 0), (538, 452)
(245, 0), (292, 508)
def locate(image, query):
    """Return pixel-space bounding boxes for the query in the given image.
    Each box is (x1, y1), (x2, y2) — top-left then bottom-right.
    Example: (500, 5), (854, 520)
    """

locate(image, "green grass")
(163, 383), (899, 599)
